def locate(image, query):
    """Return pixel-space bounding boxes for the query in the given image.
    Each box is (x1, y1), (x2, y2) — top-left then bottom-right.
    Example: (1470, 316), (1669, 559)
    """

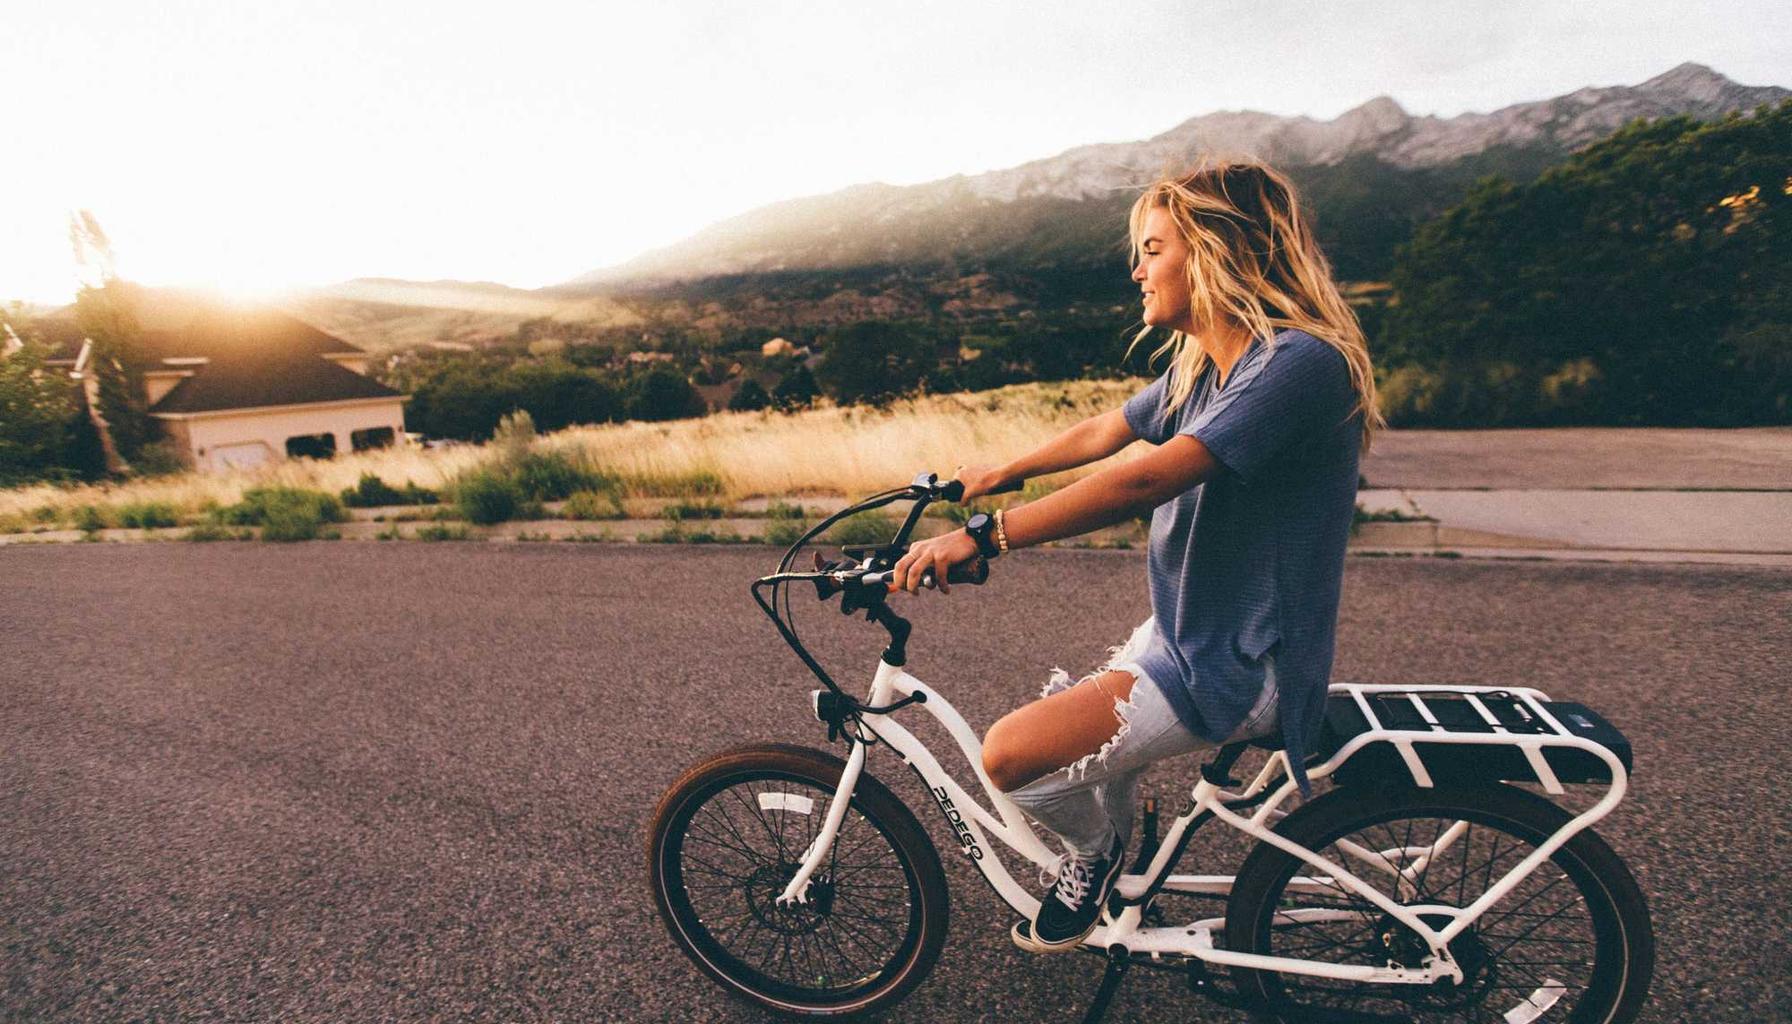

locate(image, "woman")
(890, 159), (1382, 952)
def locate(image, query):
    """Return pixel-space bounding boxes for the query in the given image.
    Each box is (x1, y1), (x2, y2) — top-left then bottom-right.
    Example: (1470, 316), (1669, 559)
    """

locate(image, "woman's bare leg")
(982, 670), (1138, 793)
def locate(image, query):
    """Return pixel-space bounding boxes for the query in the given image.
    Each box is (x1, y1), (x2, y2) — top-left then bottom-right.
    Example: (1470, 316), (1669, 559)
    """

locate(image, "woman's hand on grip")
(890, 529), (980, 595)
(952, 463), (1016, 504)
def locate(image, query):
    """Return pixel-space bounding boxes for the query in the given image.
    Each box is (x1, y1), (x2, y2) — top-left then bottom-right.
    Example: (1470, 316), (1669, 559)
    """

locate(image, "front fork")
(777, 735), (866, 905)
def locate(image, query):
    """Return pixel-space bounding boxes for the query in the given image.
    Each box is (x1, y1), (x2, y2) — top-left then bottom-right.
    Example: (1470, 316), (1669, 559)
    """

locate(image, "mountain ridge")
(562, 62), (1785, 288)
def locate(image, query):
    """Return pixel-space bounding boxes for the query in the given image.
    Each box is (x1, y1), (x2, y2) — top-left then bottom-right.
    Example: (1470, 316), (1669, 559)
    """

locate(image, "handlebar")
(749, 469), (1020, 706)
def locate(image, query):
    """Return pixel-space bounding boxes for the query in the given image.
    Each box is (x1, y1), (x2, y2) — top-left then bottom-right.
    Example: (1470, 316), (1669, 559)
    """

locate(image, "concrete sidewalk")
(1356, 489), (1792, 565)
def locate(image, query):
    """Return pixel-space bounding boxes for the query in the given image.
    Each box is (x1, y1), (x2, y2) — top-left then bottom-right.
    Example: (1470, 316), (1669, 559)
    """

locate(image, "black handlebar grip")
(940, 476), (1024, 502)
(919, 557), (990, 589)
(946, 557), (991, 585)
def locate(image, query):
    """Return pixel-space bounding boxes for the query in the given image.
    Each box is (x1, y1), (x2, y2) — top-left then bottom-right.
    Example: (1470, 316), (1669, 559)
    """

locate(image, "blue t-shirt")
(1121, 328), (1361, 793)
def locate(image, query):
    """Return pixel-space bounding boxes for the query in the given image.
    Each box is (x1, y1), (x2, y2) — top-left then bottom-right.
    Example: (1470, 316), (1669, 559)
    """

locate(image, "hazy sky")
(4, 0), (1787, 303)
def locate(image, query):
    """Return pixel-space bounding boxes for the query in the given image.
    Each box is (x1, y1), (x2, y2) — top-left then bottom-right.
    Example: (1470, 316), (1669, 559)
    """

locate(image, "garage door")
(209, 442), (273, 471)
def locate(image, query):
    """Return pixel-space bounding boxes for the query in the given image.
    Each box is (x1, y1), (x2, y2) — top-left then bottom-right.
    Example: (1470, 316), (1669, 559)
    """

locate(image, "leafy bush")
(771, 365), (820, 411)
(764, 500), (806, 520)
(728, 378), (771, 412)
(663, 500), (726, 521)
(415, 523), (471, 541)
(817, 322), (931, 406)
(128, 440), (188, 477)
(73, 505), (110, 532)
(218, 487), (347, 527)
(116, 501), (178, 528)
(340, 472), (439, 508)
(627, 365), (707, 421)
(826, 511), (895, 546)
(513, 450), (611, 501)
(762, 518), (810, 547)
(563, 489), (627, 520)
(454, 469), (522, 525)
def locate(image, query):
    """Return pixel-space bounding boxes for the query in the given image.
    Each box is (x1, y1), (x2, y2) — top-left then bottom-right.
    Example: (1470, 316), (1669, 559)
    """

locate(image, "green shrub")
(341, 473), (440, 507)
(215, 487), (346, 542)
(73, 505), (110, 532)
(762, 519), (810, 547)
(826, 511), (895, 546)
(563, 489), (627, 520)
(416, 523), (471, 541)
(513, 450), (610, 501)
(117, 501), (178, 529)
(685, 528), (746, 544)
(454, 469), (521, 525)
(129, 440), (188, 477)
(183, 523), (242, 542)
(662, 500), (726, 522)
(340, 473), (401, 507)
(218, 487), (347, 526)
(763, 500), (806, 520)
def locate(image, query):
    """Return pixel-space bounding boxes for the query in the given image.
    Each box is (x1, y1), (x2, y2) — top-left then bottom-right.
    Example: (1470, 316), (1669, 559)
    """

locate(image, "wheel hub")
(744, 863), (835, 935)
(1376, 910), (1497, 1010)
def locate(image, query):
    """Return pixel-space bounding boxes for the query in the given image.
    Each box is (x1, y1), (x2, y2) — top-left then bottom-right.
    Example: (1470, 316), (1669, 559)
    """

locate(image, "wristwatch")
(964, 512), (1002, 560)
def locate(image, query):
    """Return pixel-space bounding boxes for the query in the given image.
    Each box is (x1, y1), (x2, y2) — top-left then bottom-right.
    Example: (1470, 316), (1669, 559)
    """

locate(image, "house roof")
(29, 291), (405, 415)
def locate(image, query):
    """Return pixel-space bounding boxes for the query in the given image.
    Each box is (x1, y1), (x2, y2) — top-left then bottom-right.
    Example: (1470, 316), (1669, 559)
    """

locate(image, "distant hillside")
(290, 64), (1786, 351)
(567, 63), (1785, 290)
(285, 278), (644, 354)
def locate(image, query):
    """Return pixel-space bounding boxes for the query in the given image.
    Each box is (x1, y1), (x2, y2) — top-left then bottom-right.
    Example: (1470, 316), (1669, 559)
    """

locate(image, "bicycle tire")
(1225, 784), (1653, 1024)
(647, 743), (949, 1018)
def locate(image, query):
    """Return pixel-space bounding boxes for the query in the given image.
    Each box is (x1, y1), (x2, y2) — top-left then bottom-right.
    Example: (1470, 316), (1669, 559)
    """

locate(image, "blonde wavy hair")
(1124, 158), (1384, 445)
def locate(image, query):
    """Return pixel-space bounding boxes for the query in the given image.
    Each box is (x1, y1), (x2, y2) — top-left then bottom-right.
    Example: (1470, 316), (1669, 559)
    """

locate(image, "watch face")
(966, 513), (991, 532)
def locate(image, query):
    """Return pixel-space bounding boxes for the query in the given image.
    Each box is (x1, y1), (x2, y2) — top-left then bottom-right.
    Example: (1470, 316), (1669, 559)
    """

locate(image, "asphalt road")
(3, 544), (1788, 1023)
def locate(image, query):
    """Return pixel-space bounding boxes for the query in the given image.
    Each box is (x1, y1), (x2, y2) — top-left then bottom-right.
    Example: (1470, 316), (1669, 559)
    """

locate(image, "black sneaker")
(1011, 835), (1125, 952)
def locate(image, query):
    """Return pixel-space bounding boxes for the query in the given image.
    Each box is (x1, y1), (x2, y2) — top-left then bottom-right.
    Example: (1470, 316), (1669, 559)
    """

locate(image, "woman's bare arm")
(1002, 435), (1223, 549)
(994, 408), (1139, 486)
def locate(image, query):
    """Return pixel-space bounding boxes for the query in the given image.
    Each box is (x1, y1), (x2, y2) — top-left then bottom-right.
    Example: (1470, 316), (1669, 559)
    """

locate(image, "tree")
(69, 213), (156, 462)
(728, 378), (770, 412)
(1383, 101), (1792, 426)
(0, 318), (81, 484)
(503, 359), (621, 431)
(771, 364), (819, 411)
(816, 322), (929, 405)
(626, 365), (706, 421)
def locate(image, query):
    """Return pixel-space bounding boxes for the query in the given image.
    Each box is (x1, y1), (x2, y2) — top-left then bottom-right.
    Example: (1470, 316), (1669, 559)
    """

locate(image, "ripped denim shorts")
(1006, 615), (1279, 856)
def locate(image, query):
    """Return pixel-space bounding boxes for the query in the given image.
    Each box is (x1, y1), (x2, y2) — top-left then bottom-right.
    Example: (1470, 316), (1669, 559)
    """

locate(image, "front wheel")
(646, 743), (949, 1018)
(1226, 784), (1653, 1024)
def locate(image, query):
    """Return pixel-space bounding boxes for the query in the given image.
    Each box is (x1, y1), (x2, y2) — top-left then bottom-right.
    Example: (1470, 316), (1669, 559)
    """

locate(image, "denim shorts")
(1009, 616), (1278, 854)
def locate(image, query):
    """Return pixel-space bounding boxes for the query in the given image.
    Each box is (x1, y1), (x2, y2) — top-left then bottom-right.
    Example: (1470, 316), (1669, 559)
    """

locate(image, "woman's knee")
(981, 716), (1037, 793)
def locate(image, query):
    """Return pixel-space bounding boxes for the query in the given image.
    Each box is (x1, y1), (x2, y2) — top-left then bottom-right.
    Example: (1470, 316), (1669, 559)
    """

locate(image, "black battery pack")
(1317, 692), (1634, 789)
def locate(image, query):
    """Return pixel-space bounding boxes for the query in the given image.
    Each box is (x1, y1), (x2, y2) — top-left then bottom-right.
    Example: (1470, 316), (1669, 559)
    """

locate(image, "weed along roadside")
(6, 387), (1776, 561)
(0, 384), (1142, 545)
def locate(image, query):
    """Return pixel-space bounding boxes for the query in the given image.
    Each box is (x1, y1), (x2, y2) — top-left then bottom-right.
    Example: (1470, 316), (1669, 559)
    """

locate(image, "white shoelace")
(1041, 850), (1096, 910)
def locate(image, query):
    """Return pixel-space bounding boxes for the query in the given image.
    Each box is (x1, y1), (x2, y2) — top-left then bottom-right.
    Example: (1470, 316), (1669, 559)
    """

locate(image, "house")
(33, 296), (409, 473)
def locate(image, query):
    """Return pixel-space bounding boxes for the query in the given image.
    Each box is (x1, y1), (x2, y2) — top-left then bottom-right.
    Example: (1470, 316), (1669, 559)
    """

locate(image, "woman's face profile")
(1132, 205), (1192, 331)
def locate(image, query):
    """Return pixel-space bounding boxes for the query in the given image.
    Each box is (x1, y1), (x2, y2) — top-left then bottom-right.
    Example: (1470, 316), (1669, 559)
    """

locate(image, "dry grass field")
(0, 379), (1145, 531)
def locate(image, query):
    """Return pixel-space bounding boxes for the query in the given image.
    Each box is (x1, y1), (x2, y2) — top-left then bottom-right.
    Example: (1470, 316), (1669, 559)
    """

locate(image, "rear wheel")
(647, 743), (949, 1018)
(1226, 784), (1653, 1024)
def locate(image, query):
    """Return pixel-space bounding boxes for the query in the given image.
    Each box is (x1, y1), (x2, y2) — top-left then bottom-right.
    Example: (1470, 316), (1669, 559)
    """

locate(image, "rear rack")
(1313, 683), (1631, 794)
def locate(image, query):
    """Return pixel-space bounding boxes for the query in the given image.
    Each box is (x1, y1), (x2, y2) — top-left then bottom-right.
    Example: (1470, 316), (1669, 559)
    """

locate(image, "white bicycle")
(647, 473), (1654, 1023)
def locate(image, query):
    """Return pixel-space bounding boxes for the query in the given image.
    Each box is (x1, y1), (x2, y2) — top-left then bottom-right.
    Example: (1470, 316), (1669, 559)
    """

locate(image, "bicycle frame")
(775, 656), (1631, 987)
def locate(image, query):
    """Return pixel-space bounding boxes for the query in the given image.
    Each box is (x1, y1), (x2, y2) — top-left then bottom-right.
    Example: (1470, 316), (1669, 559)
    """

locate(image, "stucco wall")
(162, 400), (408, 473)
